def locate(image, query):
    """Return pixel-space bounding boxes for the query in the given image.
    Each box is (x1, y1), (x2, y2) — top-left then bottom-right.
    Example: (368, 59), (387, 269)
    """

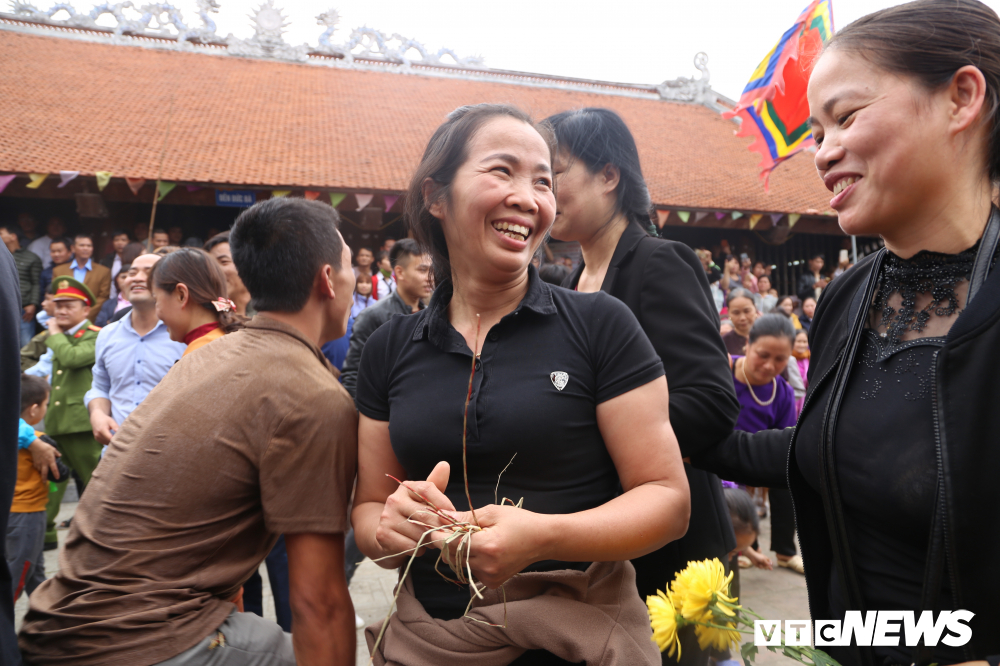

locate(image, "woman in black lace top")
(691, 1), (1000, 665)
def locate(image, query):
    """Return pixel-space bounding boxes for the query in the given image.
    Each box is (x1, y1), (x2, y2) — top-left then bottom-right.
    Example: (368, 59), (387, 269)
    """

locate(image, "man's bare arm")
(286, 532), (355, 665)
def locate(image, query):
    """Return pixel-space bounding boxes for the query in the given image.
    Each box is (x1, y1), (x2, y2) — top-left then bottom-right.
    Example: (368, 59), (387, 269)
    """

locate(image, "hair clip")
(212, 298), (236, 312)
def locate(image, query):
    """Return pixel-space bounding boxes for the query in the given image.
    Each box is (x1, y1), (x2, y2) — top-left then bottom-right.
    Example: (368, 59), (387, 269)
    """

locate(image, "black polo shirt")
(355, 265), (664, 619)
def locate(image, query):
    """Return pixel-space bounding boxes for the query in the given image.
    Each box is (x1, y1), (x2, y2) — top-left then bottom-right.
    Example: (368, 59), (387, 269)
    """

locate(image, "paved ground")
(16, 487), (807, 665)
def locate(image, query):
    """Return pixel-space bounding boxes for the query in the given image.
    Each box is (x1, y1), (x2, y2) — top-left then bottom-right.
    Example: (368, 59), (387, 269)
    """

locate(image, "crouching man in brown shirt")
(19, 198), (359, 666)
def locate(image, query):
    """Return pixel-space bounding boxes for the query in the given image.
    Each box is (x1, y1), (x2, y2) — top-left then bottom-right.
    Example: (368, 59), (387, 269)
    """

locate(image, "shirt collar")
(121, 310), (169, 337)
(243, 314), (332, 370)
(66, 319), (88, 336)
(71, 258), (92, 271)
(412, 264), (556, 344)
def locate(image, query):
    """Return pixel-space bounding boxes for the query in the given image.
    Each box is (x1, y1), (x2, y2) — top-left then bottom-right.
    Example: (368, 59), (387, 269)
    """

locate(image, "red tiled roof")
(0, 29), (834, 215)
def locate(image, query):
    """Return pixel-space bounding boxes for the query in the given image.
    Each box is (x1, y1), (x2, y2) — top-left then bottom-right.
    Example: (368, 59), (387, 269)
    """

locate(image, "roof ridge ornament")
(225, 0), (308, 61)
(657, 52), (711, 103)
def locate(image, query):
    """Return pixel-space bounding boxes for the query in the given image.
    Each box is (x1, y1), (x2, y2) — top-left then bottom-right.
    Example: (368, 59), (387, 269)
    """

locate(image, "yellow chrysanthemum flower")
(694, 620), (741, 651)
(670, 559), (739, 624)
(646, 590), (682, 659)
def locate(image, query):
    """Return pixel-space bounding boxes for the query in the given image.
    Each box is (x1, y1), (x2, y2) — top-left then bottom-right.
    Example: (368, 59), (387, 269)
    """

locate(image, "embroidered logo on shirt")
(550, 371), (569, 391)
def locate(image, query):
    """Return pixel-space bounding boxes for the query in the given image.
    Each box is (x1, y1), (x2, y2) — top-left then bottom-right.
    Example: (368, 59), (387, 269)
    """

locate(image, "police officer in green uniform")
(42, 276), (102, 548)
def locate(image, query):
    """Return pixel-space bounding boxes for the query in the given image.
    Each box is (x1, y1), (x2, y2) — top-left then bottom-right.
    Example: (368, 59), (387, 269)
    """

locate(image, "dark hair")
(114, 265), (130, 289)
(748, 313), (797, 345)
(20, 373), (49, 413)
(545, 108), (653, 229)
(808, 252), (825, 261)
(407, 103), (556, 284)
(152, 228), (168, 237)
(149, 248), (244, 334)
(724, 487), (760, 535)
(828, 0), (1000, 180)
(726, 287), (756, 308)
(153, 246), (180, 257)
(1, 222), (25, 243)
(73, 233), (93, 243)
(203, 231), (230, 254)
(357, 247), (374, 256)
(49, 236), (72, 251)
(375, 250), (389, 264)
(538, 263), (570, 286)
(119, 242), (146, 266)
(230, 198), (344, 312)
(111, 229), (130, 239)
(389, 238), (422, 269)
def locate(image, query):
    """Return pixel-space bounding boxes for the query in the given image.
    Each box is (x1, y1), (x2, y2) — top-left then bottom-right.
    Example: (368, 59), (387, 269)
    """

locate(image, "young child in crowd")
(9, 374), (68, 603)
(793, 330), (810, 415)
(352, 272), (375, 319)
(723, 485), (772, 571)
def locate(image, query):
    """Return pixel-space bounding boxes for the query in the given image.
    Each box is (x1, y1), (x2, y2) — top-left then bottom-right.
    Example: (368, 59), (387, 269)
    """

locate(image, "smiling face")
(49, 241), (71, 265)
(809, 49), (962, 237)
(153, 283), (191, 342)
(207, 242), (248, 302)
(794, 331), (810, 356)
(429, 116), (556, 281)
(124, 254), (160, 307)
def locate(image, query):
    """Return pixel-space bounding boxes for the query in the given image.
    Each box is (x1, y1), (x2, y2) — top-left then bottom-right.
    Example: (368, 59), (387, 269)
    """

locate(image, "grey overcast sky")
(163, 0), (1000, 101)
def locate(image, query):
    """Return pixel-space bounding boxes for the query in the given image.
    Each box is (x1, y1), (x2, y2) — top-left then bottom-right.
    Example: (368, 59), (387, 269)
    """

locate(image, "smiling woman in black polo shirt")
(352, 104), (690, 666)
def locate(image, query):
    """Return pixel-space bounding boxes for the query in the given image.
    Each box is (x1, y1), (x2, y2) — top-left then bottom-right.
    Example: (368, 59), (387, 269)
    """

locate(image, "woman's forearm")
(536, 482), (690, 564)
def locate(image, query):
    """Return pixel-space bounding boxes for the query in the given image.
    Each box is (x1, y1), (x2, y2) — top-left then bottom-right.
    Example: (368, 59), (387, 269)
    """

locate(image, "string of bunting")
(651, 208), (807, 230)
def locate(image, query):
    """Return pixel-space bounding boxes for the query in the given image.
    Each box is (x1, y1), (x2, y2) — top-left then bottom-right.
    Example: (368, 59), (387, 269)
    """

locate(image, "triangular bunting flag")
(732, 212), (744, 220)
(0, 174), (15, 194)
(677, 211), (691, 223)
(694, 212), (709, 223)
(356, 194), (374, 210)
(383, 195), (399, 212)
(715, 212), (726, 220)
(770, 213), (784, 224)
(126, 178), (146, 195)
(304, 191), (320, 201)
(788, 213), (801, 228)
(271, 190), (291, 198)
(749, 214), (764, 229)
(57, 171), (79, 188)
(329, 192), (346, 207)
(27, 173), (48, 189)
(157, 181), (176, 202)
(95, 171), (112, 191)
(656, 210), (669, 228)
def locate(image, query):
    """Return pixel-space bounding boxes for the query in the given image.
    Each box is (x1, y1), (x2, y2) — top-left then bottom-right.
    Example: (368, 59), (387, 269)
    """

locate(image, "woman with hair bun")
(693, 1), (1000, 663)
(546, 107), (740, 666)
(149, 247), (244, 355)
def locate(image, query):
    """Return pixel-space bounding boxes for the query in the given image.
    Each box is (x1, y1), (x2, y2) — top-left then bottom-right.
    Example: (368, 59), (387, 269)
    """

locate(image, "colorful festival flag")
(788, 213), (802, 228)
(329, 192), (346, 207)
(95, 171), (112, 191)
(157, 181), (176, 202)
(57, 171), (79, 188)
(27, 173), (48, 189)
(383, 195), (399, 212)
(0, 174), (15, 194)
(126, 178), (146, 195)
(677, 211), (691, 223)
(355, 194), (374, 210)
(656, 210), (669, 227)
(304, 191), (321, 201)
(749, 214), (764, 230)
(725, 0), (833, 188)
(271, 190), (291, 198)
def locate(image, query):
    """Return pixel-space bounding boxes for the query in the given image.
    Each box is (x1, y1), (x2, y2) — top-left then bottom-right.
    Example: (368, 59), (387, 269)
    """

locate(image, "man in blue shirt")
(85, 253), (185, 444)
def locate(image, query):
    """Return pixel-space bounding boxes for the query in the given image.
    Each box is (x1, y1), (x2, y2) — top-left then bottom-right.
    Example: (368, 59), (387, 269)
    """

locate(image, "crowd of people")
(2, 1), (1000, 665)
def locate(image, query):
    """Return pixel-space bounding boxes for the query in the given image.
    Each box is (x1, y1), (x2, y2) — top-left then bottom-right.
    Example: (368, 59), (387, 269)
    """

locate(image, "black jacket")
(0, 248), (23, 665)
(692, 249), (1000, 664)
(565, 223), (741, 598)
(342, 291), (420, 398)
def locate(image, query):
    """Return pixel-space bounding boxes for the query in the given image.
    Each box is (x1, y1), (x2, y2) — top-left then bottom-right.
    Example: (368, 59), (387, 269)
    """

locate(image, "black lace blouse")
(798, 246), (978, 664)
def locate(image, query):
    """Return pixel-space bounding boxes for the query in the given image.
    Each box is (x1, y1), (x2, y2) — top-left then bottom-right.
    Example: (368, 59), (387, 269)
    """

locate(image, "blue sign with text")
(215, 190), (256, 207)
